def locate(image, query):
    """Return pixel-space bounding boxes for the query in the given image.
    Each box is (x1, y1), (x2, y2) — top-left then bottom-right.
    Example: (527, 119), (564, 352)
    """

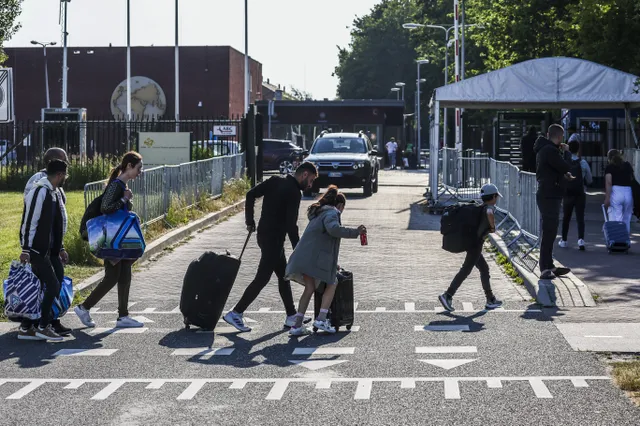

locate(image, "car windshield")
(311, 138), (367, 154)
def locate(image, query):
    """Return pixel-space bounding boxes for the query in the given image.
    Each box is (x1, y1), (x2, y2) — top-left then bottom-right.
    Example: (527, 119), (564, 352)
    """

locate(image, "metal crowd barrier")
(83, 153), (246, 226)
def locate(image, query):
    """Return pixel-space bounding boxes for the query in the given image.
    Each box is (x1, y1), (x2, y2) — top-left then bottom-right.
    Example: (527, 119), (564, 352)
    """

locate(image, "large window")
(311, 138), (367, 154)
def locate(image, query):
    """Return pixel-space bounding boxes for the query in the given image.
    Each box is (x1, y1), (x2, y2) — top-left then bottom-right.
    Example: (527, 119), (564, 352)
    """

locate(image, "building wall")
(228, 47), (262, 116)
(3, 46), (262, 121)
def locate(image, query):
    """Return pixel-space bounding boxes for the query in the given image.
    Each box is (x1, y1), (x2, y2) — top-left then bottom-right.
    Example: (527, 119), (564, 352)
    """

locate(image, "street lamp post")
(31, 40), (56, 109)
(391, 87), (400, 100)
(395, 82), (405, 101)
(416, 60), (429, 163)
(244, 0), (249, 113)
(60, 0), (71, 108)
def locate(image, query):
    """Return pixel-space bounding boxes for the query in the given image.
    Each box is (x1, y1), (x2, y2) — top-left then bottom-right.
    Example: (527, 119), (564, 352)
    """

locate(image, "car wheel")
(363, 177), (373, 197)
(279, 159), (294, 175)
(372, 170), (379, 193)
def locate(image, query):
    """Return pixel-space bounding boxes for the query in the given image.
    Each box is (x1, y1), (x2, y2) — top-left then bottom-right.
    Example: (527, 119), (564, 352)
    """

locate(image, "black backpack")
(565, 158), (584, 196)
(79, 180), (126, 241)
(440, 201), (486, 253)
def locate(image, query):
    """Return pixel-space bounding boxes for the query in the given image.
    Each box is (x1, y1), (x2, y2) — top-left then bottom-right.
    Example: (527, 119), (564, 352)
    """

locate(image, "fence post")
(245, 106), (257, 187)
(142, 167), (148, 227)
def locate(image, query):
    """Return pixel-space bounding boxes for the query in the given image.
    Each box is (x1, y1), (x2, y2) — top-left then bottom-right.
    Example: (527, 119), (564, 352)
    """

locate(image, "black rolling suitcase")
(180, 232), (252, 330)
(313, 269), (354, 332)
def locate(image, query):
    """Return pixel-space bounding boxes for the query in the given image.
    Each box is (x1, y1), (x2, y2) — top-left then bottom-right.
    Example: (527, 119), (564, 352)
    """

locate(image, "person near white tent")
(604, 149), (635, 234)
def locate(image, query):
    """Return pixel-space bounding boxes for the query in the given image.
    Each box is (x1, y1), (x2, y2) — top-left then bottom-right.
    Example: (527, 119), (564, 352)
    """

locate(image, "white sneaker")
(313, 319), (336, 334)
(289, 326), (312, 336)
(578, 239), (585, 251)
(74, 305), (96, 328)
(116, 316), (144, 328)
(223, 311), (251, 332)
(284, 314), (311, 328)
(559, 240), (568, 248)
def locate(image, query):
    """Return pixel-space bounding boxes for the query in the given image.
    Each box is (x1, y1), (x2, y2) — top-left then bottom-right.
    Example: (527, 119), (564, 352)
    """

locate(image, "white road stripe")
(258, 307), (271, 312)
(462, 302), (474, 311)
(83, 308), (541, 314)
(53, 349), (118, 357)
(146, 380), (165, 389)
(353, 302), (359, 311)
(583, 335), (623, 338)
(171, 348), (234, 356)
(292, 347), (355, 355)
(127, 302), (138, 308)
(170, 306), (181, 313)
(529, 379), (553, 398)
(229, 380), (248, 390)
(6, 380), (46, 399)
(315, 380), (332, 389)
(266, 380), (289, 400)
(415, 325), (470, 332)
(91, 380), (126, 400)
(64, 380), (84, 389)
(405, 302), (415, 312)
(571, 378), (589, 388)
(141, 308), (157, 313)
(375, 307), (387, 312)
(177, 380), (207, 400)
(354, 379), (373, 400)
(416, 346), (477, 354)
(486, 379), (502, 388)
(401, 379), (416, 389)
(444, 379), (461, 399)
(89, 327), (148, 335)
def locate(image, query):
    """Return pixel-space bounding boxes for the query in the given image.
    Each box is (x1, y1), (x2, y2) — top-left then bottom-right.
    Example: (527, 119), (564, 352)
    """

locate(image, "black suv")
(304, 131), (381, 196)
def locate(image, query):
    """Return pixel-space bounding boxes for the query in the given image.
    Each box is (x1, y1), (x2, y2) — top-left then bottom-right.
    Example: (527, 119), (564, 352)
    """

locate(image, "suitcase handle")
(602, 204), (609, 222)
(238, 231), (253, 261)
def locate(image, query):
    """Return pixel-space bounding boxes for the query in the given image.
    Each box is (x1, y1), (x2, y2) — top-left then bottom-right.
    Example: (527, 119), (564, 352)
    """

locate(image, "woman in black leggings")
(74, 151), (144, 328)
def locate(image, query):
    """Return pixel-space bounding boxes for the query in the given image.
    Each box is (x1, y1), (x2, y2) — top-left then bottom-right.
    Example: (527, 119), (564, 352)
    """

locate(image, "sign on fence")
(138, 132), (191, 166)
(0, 68), (14, 123)
(213, 125), (237, 136)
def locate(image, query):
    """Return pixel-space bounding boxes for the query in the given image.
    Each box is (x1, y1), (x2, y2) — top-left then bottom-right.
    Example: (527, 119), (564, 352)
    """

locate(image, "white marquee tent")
(428, 57), (640, 199)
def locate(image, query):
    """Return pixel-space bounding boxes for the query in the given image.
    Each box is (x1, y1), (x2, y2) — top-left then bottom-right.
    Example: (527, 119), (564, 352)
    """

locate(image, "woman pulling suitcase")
(285, 185), (366, 336)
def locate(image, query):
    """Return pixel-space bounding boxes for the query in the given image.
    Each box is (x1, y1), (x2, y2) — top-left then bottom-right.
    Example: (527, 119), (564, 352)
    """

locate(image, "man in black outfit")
(534, 124), (575, 280)
(224, 162), (318, 332)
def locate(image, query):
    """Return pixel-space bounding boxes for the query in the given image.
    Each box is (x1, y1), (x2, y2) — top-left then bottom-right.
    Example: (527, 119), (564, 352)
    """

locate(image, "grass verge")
(0, 176), (249, 320)
(611, 360), (640, 406)
(485, 244), (525, 286)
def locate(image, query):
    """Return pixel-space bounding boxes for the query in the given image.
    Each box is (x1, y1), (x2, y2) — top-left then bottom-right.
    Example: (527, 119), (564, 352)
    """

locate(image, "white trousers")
(608, 185), (633, 233)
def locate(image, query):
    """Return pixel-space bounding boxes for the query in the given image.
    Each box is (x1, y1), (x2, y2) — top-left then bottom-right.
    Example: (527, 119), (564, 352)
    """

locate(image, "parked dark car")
(262, 139), (305, 175)
(304, 131), (382, 197)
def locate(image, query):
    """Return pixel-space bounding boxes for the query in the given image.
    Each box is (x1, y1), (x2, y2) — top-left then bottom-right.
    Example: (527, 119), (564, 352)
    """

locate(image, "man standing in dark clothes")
(534, 124), (575, 280)
(520, 126), (538, 172)
(224, 162), (318, 332)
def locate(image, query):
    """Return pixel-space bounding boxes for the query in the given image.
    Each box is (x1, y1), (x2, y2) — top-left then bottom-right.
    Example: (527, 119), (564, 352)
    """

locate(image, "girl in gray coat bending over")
(285, 186), (366, 336)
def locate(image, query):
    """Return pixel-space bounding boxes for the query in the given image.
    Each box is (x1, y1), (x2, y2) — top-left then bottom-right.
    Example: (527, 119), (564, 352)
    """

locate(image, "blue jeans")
(389, 152), (397, 168)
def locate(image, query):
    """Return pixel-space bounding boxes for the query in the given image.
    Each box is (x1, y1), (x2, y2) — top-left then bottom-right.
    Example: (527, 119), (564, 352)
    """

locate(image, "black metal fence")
(0, 116), (245, 190)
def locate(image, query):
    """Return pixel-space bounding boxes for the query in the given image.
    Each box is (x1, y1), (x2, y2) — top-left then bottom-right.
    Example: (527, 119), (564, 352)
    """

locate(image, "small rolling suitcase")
(180, 232), (252, 330)
(312, 269), (354, 332)
(602, 204), (631, 254)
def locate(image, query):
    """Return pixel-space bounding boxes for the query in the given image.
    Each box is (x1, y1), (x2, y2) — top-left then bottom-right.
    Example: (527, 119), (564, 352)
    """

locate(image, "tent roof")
(434, 57), (640, 109)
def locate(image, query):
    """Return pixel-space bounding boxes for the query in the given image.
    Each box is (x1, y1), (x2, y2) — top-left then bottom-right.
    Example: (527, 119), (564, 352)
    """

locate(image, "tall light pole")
(60, 0), (70, 108)
(391, 87), (400, 100)
(244, 0), (250, 113)
(416, 59), (429, 164)
(126, 0), (131, 122)
(31, 41), (56, 109)
(395, 82), (405, 101)
(175, 0), (180, 130)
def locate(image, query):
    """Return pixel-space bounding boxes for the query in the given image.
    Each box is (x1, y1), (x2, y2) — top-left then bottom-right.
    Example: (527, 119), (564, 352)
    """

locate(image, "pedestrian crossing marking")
(415, 325), (470, 332)
(171, 348), (235, 356)
(415, 346), (477, 354)
(289, 360), (348, 371)
(292, 347), (355, 355)
(405, 302), (415, 311)
(419, 359), (476, 370)
(53, 349), (118, 357)
(0, 377), (611, 401)
(258, 307), (271, 312)
(462, 302), (474, 311)
(89, 327), (149, 335)
(109, 316), (154, 324)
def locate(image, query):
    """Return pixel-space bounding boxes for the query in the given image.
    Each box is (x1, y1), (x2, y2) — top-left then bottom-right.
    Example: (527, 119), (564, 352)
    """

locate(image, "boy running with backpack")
(559, 140), (593, 251)
(439, 184), (503, 312)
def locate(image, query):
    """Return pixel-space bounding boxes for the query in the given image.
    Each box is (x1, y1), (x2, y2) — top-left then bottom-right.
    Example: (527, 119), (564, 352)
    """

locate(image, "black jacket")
(20, 177), (68, 255)
(520, 133), (537, 172)
(245, 175), (302, 248)
(534, 136), (572, 198)
(101, 179), (133, 214)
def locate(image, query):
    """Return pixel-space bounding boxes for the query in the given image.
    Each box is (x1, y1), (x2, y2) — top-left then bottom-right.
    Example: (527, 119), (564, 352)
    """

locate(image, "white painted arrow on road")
(289, 360), (348, 371)
(109, 316), (154, 324)
(419, 359), (476, 370)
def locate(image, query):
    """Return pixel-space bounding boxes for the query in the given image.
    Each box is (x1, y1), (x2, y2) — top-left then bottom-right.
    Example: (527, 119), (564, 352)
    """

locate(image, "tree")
(289, 86), (314, 101)
(334, 0), (422, 109)
(0, 0), (23, 65)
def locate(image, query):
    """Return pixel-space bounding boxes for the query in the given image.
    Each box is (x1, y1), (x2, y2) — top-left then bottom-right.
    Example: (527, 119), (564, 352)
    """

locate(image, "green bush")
(192, 146), (213, 160)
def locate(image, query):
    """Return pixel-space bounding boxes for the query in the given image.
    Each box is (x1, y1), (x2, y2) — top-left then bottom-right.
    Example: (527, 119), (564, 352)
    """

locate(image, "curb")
(75, 200), (246, 293)
(487, 233), (596, 308)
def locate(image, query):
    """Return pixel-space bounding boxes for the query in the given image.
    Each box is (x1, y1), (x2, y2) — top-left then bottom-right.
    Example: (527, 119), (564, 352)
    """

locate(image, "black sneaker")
(485, 297), (503, 309)
(438, 293), (455, 312)
(540, 270), (556, 280)
(552, 267), (571, 276)
(52, 320), (73, 336)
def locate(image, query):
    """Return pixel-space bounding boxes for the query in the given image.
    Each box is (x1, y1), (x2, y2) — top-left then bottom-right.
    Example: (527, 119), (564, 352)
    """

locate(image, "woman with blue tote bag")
(75, 151), (144, 329)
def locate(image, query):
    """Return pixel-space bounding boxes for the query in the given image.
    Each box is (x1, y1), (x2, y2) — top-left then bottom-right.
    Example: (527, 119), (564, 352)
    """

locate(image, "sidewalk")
(552, 191), (640, 317)
(90, 170), (527, 313)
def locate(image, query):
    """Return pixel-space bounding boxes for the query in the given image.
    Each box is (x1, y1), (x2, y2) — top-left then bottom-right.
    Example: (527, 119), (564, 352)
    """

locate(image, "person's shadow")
(418, 310), (490, 333)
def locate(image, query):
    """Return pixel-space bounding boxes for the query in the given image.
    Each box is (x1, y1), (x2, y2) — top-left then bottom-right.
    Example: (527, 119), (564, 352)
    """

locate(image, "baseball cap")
(481, 183), (502, 197)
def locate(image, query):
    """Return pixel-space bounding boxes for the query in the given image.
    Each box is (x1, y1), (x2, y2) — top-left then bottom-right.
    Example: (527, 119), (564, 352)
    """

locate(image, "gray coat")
(285, 205), (360, 285)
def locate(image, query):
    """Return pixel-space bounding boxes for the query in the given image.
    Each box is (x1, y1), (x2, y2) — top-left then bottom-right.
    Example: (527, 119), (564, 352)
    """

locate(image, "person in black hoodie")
(224, 162), (318, 332)
(520, 126), (538, 172)
(534, 124), (575, 280)
(19, 159), (70, 341)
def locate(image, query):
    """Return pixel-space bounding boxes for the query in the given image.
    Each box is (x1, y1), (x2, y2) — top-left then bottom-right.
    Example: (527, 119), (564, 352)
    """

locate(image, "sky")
(6, 0), (382, 100)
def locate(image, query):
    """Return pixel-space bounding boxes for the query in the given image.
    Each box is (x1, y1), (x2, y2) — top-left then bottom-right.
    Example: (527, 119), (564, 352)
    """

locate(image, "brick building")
(3, 45), (262, 121)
